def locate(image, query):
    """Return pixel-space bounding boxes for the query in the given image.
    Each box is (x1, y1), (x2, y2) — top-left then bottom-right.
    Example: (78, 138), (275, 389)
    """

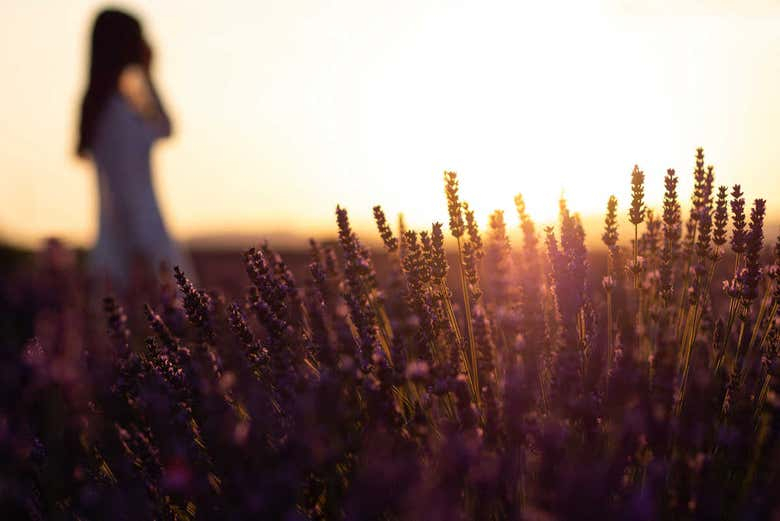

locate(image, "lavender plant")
(2, 148), (780, 520)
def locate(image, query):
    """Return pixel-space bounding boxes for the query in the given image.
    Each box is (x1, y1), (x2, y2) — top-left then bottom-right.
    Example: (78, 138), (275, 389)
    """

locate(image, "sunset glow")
(2, 0), (780, 247)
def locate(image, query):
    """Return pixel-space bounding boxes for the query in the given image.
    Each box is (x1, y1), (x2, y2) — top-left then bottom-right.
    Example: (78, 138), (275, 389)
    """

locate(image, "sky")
(2, 0), (780, 248)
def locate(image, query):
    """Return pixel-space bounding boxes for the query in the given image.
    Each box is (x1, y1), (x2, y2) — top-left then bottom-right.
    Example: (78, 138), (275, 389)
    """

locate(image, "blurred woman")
(77, 9), (193, 293)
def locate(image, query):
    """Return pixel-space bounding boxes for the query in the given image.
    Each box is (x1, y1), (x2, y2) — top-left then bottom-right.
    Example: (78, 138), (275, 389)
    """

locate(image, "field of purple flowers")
(2, 148), (779, 520)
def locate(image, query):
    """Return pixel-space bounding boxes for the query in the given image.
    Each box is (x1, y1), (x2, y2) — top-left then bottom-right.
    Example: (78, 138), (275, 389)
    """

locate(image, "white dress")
(88, 89), (192, 291)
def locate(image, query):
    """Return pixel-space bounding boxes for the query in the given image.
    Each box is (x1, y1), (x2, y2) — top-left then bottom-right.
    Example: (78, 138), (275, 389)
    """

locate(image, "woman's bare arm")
(118, 65), (172, 137)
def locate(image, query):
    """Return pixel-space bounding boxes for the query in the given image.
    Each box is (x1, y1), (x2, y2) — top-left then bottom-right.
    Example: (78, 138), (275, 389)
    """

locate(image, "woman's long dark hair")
(77, 9), (147, 157)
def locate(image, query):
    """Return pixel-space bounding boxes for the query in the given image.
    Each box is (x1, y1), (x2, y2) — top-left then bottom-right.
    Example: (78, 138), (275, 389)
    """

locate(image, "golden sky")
(2, 0), (780, 248)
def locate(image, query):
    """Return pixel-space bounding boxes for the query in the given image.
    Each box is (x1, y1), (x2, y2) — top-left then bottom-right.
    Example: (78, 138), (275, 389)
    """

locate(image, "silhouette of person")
(77, 9), (193, 293)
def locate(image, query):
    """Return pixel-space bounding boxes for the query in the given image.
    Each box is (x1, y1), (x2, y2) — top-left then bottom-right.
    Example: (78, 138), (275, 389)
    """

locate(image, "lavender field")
(2, 149), (779, 520)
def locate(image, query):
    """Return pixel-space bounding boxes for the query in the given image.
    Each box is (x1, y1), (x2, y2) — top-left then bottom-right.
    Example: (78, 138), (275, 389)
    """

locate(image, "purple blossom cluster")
(2, 149), (780, 519)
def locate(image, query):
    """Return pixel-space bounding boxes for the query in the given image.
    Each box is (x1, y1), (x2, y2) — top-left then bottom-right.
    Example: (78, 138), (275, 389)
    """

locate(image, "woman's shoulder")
(92, 86), (153, 155)
(94, 89), (143, 141)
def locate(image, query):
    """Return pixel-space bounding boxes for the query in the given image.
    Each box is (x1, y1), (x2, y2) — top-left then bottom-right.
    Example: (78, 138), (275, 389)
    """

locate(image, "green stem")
(456, 237), (480, 407)
(756, 300), (778, 355)
(746, 285), (774, 360)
